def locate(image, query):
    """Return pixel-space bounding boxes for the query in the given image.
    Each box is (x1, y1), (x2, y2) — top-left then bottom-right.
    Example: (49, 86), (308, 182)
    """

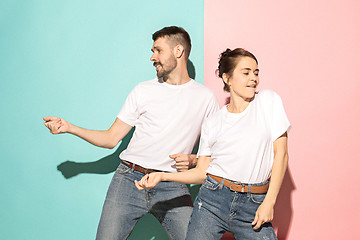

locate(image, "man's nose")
(150, 53), (157, 62)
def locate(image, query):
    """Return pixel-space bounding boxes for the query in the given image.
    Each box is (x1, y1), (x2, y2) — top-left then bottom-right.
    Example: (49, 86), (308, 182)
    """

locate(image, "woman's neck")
(227, 95), (253, 113)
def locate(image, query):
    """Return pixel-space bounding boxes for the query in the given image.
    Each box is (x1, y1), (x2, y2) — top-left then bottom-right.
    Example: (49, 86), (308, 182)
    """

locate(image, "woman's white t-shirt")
(198, 90), (290, 184)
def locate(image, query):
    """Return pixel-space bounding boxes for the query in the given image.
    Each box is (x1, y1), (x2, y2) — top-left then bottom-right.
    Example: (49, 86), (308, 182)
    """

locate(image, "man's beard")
(156, 56), (177, 81)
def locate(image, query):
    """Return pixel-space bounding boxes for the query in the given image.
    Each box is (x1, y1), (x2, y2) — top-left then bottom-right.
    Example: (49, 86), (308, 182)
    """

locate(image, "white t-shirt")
(198, 90), (290, 183)
(117, 78), (219, 172)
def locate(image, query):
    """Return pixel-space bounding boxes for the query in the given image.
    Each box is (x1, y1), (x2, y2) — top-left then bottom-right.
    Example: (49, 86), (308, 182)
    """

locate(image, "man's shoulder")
(136, 78), (159, 87)
(190, 80), (209, 89)
(190, 80), (217, 96)
(130, 78), (160, 92)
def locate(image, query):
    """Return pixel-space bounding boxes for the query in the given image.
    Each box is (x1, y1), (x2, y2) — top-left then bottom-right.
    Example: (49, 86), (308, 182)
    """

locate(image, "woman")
(135, 48), (290, 239)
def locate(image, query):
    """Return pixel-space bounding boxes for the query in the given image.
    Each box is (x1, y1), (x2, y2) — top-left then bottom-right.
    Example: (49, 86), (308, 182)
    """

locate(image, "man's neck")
(164, 65), (190, 85)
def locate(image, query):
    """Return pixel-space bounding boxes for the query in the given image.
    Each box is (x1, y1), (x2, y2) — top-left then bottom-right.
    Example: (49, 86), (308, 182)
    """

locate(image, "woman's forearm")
(264, 151), (288, 205)
(263, 133), (289, 205)
(137, 156), (212, 189)
(162, 167), (207, 184)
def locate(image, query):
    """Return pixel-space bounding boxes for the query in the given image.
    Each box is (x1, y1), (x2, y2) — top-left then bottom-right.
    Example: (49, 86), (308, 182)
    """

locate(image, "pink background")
(204, 0), (360, 239)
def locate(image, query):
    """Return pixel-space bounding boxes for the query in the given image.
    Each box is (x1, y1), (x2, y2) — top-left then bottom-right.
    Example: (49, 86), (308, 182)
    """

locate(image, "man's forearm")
(69, 124), (118, 149)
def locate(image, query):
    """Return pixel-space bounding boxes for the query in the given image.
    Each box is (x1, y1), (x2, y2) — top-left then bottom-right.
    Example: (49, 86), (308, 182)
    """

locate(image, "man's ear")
(174, 44), (185, 59)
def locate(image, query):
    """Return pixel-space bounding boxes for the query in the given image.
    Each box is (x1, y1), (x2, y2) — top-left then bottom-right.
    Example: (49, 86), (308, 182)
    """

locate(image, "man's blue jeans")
(96, 162), (193, 240)
(186, 175), (277, 240)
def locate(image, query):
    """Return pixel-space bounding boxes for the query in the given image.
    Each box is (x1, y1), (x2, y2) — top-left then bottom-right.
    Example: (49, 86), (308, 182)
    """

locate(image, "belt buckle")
(229, 182), (245, 193)
(229, 182), (235, 191)
(233, 183), (245, 193)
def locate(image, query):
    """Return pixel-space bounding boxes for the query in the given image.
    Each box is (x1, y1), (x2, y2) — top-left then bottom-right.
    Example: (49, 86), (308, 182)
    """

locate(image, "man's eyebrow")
(152, 46), (160, 51)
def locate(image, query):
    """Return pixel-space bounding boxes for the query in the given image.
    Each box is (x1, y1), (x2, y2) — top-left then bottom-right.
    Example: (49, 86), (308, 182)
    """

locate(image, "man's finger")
(175, 161), (188, 166)
(169, 154), (180, 159)
(174, 158), (189, 163)
(177, 168), (187, 172)
(175, 164), (189, 169)
(43, 116), (60, 122)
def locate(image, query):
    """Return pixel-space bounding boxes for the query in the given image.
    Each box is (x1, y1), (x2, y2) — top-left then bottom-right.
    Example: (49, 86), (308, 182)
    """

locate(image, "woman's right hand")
(135, 172), (165, 190)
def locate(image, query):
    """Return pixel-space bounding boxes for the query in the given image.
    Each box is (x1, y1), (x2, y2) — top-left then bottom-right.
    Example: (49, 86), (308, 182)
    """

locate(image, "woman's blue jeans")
(186, 175), (277, 240)
(96, 162), (193, 240)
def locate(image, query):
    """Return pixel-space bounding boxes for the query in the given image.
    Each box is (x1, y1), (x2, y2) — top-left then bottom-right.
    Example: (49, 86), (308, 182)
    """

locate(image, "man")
(44, 26), (219, 239)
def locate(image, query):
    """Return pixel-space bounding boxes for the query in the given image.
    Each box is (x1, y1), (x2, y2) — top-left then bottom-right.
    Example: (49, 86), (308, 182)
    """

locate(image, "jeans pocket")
(201, 176), (220, 191)
(115, 163), (131, 174)
(250, 193), (266, 204)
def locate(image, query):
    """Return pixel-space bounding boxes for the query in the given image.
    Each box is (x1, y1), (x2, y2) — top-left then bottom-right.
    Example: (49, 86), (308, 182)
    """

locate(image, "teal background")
(0, 0), (204, 239)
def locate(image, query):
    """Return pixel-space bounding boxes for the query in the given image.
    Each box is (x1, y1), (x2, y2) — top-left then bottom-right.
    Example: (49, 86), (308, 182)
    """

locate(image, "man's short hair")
(152, 26), (191, 60)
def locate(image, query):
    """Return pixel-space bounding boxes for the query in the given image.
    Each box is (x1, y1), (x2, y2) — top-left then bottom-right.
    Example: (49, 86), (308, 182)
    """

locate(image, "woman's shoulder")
(257, 89), (279, 99)
(256, 89), (283, 104)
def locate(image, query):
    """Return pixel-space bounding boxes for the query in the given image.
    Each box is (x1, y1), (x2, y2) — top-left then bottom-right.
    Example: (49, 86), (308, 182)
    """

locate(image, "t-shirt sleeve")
(117, 85), (141, 127)
(270, 92), (291, 141)
(197, 119), (212, 157)
(205, 93), (220, 118)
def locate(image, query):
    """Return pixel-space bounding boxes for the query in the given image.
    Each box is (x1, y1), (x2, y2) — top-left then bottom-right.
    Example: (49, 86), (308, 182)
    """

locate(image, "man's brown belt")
(123, 161), (159, 174)
(207, 174), (269, 194)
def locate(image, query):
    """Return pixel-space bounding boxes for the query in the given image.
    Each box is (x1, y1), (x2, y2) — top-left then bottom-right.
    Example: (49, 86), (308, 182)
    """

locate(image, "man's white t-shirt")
(198, 90), (290, 184)
(117, 78), (219, 172)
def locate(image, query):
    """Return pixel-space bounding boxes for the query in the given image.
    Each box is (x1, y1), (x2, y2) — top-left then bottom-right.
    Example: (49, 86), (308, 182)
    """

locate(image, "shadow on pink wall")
(273, 167), (295, 240)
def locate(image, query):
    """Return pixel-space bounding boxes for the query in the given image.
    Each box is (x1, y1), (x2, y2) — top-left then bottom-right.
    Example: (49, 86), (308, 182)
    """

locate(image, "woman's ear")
(222, 73), (231, 86)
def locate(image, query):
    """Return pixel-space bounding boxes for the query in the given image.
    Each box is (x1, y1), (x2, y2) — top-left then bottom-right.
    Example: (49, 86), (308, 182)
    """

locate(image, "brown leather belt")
(122, 161), (159, 174)
(207, 174), (269, 194)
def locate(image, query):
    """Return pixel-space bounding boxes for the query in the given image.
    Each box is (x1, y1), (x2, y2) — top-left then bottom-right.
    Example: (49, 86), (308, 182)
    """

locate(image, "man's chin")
(157, 72), (168, 81)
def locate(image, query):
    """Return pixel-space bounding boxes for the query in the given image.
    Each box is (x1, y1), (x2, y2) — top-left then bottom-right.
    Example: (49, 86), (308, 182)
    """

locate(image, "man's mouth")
(153, 62), (161, 71)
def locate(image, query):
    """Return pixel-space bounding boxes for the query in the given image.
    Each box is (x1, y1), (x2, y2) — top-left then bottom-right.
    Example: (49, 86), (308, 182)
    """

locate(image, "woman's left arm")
(252, 132), (289, 230)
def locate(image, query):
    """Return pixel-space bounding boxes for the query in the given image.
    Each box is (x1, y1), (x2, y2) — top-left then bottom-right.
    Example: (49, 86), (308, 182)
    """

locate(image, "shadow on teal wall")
(0, 1), (204, 239)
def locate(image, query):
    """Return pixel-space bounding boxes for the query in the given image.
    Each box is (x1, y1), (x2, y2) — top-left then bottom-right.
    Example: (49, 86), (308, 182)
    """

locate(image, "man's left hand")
(170, 153), (194, 172)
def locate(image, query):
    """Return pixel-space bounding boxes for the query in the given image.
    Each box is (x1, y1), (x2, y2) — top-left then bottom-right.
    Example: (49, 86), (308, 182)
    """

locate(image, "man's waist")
(121, 160), (174, 173)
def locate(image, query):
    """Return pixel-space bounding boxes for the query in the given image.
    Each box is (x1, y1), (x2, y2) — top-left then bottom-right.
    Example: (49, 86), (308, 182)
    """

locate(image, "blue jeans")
(96, 162), (193, 240)
(186, 175), (277, 240)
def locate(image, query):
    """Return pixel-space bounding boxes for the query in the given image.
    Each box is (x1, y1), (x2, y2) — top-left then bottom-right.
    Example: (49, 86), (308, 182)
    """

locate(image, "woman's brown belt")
(207, 174), (269, 194)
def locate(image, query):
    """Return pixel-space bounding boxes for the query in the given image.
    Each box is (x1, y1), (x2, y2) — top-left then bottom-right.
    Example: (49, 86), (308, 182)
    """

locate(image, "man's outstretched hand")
(43, 116), (71, 134)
